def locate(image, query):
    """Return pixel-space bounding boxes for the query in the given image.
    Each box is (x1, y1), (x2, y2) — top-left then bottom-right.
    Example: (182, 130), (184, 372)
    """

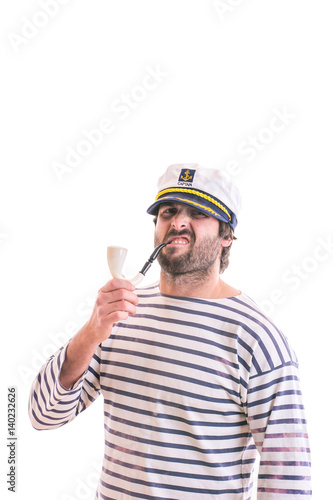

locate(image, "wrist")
(77, 321), (103, 351)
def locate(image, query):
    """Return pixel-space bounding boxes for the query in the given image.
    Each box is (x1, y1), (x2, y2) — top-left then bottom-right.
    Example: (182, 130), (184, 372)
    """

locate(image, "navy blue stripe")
(258, 474), (311, 481)
(112, 321), (238, 356)
(248, 373), (299, 394)
(237, 336), (254, 360)
(104, 410), (250, 440)
(104, 399), (243, 428)
(103, 387), (242, 416)
(240, 376), (249, 391)
(76, 398), (86, 414)
(137, 287), (289, 370)
(247, 390), (303, 408)
(131, 310), (271, 372)
(100, 374), (241, 406)
(139, 300), (285, 367)
(43, 360), (54, 400)
(37, 373), (49, 412)
(32, 388), (78, 421)
(141, 290), (285, 366)
(104, 456), (251, 481)
(80, 385), (99, 405)
(101, 468), (247, 495)
(105, 427), (252, 454)
(30, 408), (71, 428)
(264, 418), (308, 426)
(272, 404), (305, 411)
(81, 376), (100, 397)
(238, 354), (251, 373)
(249, 361), (299, 381)
(257, 487), (312, 495)
(134, 308), (239, 342)
(231, 295), (293, 360)
(250, 409), (308, 423)
(104, 440), (256, 469)
(90, 356), (101, 379)
(104, 336), (239, 376)
(260, 460), (311, 467)
(38, 372), (79, 414)
(99, 479), (173, 500)
(101, 359), (240, 398)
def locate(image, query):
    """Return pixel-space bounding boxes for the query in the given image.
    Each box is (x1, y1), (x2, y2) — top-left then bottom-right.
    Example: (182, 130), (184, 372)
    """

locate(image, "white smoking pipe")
(107, 242), (170, 286)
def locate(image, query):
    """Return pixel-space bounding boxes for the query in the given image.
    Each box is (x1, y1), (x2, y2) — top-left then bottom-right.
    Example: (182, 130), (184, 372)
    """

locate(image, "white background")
(1, 1), (332, 498)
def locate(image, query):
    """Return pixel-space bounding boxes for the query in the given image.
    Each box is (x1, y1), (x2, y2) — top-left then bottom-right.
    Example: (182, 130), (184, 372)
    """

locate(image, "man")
(29, 163), (312, 499)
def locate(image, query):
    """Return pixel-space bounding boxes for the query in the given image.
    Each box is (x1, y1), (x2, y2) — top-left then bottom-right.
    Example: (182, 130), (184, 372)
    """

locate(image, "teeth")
(172, 239), (187, 244)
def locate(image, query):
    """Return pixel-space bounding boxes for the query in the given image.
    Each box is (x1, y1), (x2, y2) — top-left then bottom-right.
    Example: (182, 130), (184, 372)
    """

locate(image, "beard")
(154, 229), (222, 278)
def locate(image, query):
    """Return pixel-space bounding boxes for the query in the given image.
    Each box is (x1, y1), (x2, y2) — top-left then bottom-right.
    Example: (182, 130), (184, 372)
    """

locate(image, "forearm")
(59, 322), (101, 389)
(29, 341), (87, 430)
(29, 277), (137, 430)
(60, 278), (137, 389)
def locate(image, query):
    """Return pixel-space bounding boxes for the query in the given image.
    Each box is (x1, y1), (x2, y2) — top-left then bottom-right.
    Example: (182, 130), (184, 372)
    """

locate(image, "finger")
(98, 310), (131, 329)
(104, 299), (137, 317)
(99, 278), (135, 293)
(97, 288), (138, 307)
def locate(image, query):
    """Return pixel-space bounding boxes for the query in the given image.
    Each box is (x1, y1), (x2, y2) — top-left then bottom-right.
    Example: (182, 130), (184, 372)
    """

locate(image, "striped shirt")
(29, 283), (311, 499)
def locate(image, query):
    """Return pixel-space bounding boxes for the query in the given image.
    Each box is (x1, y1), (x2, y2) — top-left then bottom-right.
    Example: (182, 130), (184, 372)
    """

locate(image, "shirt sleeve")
(245, 355), (312, 498)
(28, 340), (101, 430)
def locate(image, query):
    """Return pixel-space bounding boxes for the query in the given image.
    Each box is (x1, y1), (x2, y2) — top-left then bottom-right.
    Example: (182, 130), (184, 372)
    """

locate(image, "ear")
(221, 237), (232, 248)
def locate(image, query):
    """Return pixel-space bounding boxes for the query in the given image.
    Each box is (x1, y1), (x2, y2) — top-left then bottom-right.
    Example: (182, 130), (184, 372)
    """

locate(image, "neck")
(159, 266), (240, 299)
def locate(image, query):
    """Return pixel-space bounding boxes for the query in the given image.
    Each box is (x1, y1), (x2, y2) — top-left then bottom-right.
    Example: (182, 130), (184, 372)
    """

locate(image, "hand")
(85, 278), (138, 345)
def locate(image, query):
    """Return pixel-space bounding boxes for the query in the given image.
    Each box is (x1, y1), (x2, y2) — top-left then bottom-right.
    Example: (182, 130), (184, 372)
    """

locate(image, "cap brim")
(147, 192), (237, 230)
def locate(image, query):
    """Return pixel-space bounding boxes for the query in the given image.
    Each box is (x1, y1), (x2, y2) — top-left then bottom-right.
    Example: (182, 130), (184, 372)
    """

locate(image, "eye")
(159, 207), (176, 218)
(190, 209), (208, 218)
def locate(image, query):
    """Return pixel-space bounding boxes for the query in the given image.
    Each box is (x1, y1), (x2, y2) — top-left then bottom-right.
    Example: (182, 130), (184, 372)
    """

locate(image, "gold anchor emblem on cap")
(180, 169), (193, 182)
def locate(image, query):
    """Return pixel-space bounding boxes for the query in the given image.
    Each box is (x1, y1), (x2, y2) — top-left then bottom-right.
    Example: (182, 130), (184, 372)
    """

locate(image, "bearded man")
(29, 163), (312, 499)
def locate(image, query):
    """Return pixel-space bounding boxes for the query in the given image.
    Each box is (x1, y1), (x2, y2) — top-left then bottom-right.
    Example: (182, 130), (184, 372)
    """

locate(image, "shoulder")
(229, 293), (299, 374)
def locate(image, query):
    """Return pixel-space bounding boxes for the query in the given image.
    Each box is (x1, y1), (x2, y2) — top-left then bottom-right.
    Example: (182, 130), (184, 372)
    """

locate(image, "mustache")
(164, 229), (193, 243)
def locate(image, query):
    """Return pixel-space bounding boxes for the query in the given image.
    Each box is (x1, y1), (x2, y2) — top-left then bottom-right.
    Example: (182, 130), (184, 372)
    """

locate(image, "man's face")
(154, 202), (224, 276)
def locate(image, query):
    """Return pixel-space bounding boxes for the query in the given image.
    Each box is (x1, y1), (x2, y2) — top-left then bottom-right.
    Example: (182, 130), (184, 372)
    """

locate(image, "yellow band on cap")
(155, 188), (232, 221)
(157, 195), (220, 217)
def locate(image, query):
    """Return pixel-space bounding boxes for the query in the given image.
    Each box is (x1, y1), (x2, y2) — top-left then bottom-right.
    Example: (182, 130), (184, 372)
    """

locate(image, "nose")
(171, 209), (191, 230)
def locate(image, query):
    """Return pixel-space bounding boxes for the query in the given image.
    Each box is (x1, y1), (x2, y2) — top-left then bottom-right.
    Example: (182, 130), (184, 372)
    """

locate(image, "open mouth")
(167, 236), (190, 245)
